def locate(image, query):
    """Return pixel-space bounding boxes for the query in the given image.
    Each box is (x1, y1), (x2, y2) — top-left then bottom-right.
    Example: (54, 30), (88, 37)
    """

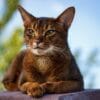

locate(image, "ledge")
(0, 90), (100, 100)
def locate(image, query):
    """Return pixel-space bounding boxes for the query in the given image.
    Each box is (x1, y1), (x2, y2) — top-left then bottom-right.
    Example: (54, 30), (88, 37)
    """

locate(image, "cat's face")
(18, 5), (75, 56)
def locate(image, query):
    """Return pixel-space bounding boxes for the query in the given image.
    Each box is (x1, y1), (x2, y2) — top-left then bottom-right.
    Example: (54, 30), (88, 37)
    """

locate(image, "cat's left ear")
(56, 7), (75, 29)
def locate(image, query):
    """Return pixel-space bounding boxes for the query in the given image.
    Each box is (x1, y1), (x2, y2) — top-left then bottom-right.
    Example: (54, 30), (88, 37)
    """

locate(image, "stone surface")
(0, 90), (100, 100)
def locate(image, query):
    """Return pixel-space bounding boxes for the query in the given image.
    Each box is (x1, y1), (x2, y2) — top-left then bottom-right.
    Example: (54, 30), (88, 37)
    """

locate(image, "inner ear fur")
(56, 7), (75, 29)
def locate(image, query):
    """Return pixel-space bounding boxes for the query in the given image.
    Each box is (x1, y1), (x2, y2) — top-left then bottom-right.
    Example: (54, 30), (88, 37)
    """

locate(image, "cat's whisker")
(52, 46), (66, 52)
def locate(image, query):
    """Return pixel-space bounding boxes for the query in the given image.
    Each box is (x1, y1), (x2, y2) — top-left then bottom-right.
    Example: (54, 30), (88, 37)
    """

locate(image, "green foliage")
(0, 0), (20, 30)
(0, 82), (5, 91)
(0, 28), (23, 72)
(0, 0), (22, 91)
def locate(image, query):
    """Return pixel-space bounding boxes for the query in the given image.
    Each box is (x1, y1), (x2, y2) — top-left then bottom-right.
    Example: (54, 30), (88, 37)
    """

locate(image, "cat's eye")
(45, 30), (56, 37)
(26, 29), (35, 37)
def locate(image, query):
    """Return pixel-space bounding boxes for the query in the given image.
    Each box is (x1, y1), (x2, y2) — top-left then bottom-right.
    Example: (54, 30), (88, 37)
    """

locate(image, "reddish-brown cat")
(2, 5), (84, 97)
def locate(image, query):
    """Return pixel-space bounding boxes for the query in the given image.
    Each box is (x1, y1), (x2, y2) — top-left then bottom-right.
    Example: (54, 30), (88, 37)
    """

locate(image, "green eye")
(26, 29), (35, 37)
(45, 30), (56, 37)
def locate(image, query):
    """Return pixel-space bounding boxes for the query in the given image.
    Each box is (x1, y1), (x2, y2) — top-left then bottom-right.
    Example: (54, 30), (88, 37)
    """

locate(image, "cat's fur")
(2, 5), (84, 97)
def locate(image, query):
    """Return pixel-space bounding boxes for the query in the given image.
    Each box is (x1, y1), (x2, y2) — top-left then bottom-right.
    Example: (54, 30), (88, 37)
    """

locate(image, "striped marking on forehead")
(32, 22), (38, 30)
(43, 24), (54, 31)
(31, 20), (55, 31)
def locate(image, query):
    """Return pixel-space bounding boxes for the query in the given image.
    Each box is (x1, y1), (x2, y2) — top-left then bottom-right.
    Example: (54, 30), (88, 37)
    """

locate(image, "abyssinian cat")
(2, 5), (84, 97)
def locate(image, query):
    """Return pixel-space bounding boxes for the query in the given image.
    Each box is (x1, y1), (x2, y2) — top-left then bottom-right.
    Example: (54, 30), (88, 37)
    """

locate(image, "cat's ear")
(56, 7), (75, 28)
(18, 5), (36, 26)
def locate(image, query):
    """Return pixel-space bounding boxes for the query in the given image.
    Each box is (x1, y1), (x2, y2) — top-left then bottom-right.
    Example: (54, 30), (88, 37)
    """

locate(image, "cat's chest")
(35, 57), (52, 73)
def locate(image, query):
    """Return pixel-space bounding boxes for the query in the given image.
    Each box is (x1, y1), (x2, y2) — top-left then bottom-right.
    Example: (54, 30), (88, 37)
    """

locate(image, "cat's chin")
(31, 46), (54, 56)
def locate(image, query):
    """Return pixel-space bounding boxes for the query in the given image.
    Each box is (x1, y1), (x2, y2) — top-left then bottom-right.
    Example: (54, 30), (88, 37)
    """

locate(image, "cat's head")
(18, 5), (75, 56)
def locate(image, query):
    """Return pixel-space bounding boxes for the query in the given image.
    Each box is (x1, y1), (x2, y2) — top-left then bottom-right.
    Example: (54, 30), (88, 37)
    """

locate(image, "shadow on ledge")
(0, 90), (100, 100)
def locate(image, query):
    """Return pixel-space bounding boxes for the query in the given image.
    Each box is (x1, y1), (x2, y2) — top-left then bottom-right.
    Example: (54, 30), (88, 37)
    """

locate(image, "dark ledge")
(0, 90), (100, 100)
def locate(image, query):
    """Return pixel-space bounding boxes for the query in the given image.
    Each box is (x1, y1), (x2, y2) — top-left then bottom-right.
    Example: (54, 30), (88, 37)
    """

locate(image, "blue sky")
(0, 0), (100, 88)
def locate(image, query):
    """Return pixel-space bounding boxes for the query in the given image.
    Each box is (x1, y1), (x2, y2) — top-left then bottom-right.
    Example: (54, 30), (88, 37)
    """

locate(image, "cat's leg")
(18, 68), (45, 97)
(41, 80), (83, 93)
(2, 50), (26, 91)
(18, 80), (45, 97)
(19, 82), (45, 97)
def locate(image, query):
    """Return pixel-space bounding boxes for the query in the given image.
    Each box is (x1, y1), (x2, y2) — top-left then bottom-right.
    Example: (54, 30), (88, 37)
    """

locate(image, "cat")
(2, 5), (84, 97)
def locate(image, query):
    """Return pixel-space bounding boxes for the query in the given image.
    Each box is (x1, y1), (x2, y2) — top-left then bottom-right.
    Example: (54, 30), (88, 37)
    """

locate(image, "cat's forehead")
(37, 17), (55, 24)
(31, 17), (55, 30)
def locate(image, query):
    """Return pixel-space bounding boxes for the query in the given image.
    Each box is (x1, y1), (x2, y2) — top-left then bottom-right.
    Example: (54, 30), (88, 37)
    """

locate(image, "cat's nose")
(33, 37), (43, 48)
(36, 40), (41, 45)
(35, 37), (43, 45)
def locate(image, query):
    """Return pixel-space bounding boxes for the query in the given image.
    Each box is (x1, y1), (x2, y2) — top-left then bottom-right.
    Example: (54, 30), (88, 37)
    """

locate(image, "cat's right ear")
(56, 7), (75, 29)
(18, 5), (36, 26)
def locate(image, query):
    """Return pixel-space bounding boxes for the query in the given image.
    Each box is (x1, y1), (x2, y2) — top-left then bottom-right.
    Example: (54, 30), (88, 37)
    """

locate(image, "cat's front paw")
(2, 78), (18, 91)
(20, 82), (45, 97)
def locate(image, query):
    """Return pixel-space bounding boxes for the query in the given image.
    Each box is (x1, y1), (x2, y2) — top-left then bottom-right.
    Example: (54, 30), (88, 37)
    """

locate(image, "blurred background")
(0, 0), (100, 91)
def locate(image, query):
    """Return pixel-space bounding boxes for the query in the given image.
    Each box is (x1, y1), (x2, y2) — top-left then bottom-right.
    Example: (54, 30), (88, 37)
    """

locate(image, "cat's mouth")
(30, 45), (54, 56)
(33, 46), (44, 50)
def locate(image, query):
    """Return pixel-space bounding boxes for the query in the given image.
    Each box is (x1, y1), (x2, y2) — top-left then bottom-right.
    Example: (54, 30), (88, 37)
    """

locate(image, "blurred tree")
(74, 49), (100, 88)
(0, 0), (22, 91)
(0, 0), (20, 30)
(0, 29), (23, 72)
(86, 49), (99, 66)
